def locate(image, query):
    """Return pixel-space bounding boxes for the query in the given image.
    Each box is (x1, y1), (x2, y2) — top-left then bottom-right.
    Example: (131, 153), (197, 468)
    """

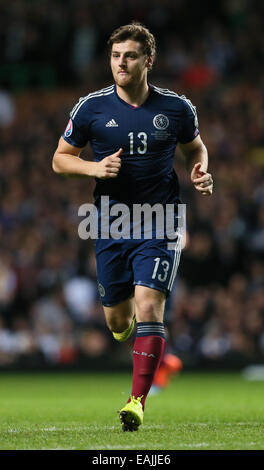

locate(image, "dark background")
(0, 0), (264, 371)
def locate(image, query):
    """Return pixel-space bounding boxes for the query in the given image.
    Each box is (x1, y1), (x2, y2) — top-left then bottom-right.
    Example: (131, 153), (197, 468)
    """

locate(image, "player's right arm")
(52, 137), (122, 179)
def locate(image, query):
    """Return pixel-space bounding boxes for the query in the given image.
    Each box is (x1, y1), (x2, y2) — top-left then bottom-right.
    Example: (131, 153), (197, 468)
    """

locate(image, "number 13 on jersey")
(128, 132), (147, 154)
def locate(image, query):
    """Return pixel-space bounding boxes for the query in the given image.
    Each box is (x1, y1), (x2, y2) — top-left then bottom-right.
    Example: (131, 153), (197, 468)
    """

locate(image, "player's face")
(111, 40), (151, 88)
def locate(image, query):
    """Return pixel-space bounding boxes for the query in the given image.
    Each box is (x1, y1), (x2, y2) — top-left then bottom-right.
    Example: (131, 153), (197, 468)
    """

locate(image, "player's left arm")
(179, 135), (213, 196)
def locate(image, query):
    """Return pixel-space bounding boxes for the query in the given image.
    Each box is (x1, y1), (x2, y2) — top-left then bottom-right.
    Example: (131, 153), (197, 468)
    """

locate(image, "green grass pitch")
(0, 371), (264, 450)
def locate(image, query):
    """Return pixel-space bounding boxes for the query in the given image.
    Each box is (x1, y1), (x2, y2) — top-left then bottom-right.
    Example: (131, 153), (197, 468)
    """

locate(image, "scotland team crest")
(98, 283), (105, 297)
(153, 114), (169, 130)
(64, 119), (73, 137)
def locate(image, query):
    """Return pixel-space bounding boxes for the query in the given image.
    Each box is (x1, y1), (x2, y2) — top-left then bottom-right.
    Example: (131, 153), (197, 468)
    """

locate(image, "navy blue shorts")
(95, 237), (182, 307)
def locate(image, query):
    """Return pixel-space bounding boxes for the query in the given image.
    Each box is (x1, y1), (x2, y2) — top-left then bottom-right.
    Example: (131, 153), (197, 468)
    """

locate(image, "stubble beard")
(114, 72), (134, 89)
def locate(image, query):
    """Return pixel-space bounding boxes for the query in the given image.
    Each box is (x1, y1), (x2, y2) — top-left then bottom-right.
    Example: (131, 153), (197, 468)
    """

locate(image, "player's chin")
(116, 75), (132, 86)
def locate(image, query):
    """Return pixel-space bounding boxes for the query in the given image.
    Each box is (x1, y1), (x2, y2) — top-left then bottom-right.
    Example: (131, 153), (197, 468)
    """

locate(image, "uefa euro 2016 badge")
(64, 118), (73, 137)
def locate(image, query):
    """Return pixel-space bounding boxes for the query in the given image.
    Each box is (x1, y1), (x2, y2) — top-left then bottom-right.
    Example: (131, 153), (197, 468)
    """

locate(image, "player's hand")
(191, 162), (213, 196)
(95, 148), (123, 179)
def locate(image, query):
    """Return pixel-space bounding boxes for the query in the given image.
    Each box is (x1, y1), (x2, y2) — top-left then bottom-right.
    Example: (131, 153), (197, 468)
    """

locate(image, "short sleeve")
(178, 96), (200, 144)
(62, 97), (91, 148)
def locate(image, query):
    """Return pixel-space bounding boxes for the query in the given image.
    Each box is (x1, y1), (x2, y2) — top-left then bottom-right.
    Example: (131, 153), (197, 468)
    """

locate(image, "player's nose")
(118, 55), (127, 67)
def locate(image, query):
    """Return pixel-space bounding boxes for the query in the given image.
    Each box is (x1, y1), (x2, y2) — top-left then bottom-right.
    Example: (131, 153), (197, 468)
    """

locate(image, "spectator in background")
(29, 281), (76, 364)
(0, 251), (17, 328)
(0, 89), (15, 127)
(71, 11), (97, 84)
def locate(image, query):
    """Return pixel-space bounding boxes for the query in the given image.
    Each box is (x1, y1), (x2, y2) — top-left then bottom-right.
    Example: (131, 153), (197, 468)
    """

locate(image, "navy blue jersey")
(62, 84), (199, 207)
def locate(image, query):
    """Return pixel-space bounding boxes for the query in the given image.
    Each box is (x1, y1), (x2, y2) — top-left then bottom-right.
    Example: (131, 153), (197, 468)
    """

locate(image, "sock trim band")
(136, 322), (165, 338)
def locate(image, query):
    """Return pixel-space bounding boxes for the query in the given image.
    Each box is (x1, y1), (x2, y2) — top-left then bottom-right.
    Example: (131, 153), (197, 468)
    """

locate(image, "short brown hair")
(108, 22), (156, 65)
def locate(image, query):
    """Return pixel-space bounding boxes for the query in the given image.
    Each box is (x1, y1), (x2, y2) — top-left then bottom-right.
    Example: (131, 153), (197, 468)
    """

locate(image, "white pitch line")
(6, 421), (262, 435)
(7, 424), (167, 433)
(7, 425), (116, 433)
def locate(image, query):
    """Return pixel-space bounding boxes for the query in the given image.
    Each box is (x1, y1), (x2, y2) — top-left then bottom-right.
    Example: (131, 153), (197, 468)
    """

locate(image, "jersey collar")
(114, 83), (154, 110)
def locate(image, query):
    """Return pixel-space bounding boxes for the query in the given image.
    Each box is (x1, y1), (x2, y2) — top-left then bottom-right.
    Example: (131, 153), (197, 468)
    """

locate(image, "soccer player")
(52, 22), (213, 432)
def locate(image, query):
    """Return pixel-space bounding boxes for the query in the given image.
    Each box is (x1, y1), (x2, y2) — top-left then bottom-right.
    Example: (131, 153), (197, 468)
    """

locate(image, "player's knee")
(135, 299), (163, 322)
(135, 287), (165, 322)
(105, 316), (131, 333)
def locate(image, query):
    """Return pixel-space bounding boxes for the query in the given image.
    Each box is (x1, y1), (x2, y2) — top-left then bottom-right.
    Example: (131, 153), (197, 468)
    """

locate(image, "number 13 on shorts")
(152, 257), (170, 282)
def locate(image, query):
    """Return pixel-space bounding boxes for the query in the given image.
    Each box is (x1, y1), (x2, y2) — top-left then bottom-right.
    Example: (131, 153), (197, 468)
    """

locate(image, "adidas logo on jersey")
(106, 119), (118, 127)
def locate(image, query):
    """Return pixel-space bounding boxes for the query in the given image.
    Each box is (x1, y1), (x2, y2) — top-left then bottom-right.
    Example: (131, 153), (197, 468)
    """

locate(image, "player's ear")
(146, 55), (154, 71)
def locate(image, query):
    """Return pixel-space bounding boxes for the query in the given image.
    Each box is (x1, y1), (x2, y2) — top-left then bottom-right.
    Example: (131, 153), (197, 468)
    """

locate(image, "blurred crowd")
(0, 0), (264, 369)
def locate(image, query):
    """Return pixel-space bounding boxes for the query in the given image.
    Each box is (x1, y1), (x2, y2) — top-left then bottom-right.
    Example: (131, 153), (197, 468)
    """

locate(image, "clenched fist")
(95, 148), (123, 179)
(191, 162), (213, 196)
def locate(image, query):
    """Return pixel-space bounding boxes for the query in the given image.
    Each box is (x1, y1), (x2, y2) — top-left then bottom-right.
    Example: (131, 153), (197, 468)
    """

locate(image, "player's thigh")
(95, 239), (134, 308)
(134, 285), (166, 323)
(132, 238), (182, 299)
